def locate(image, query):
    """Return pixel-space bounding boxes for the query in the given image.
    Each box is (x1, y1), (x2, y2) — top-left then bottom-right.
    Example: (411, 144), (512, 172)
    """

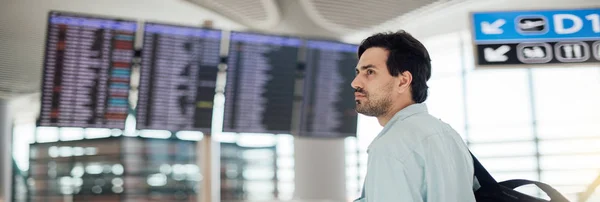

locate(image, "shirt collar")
(385, 102), (428, 126)
(367, 103), (429, 152)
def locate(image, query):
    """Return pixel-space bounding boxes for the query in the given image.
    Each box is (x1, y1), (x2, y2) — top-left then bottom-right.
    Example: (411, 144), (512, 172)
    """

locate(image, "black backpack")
(471, 152), (571, 202)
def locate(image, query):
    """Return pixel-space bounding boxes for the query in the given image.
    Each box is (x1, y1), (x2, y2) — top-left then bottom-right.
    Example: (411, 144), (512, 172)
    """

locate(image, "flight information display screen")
(300, 40), (359, 137)
(137, 22), (221, 132)
(38, 11), (137, 129)
(223, 32), (301, 134)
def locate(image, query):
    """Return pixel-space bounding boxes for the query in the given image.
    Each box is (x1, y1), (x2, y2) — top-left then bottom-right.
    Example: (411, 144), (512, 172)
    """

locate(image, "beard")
(355, 83), (393, 117)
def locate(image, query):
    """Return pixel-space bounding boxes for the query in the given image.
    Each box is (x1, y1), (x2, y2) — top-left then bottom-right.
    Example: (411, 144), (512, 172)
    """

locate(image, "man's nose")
(351, 75), (362, 91)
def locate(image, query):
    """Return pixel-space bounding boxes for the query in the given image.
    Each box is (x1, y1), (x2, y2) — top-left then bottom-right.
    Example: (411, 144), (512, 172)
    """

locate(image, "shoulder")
(370, 112), (468, 163)
(398, 112), (456, 138)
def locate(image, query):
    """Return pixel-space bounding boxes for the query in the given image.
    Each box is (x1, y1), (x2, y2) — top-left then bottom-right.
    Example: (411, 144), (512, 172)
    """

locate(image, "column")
(0, 98), (13, 202)
(294, 137), (347, 201)
(198, 135), (221, 202)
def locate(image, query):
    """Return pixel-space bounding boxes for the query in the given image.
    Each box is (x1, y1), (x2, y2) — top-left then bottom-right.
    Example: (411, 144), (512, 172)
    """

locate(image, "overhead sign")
(471, 8), (600, 67)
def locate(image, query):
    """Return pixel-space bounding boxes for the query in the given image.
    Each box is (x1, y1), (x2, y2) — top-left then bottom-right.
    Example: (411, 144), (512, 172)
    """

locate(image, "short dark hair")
(358, 30), (432, 103)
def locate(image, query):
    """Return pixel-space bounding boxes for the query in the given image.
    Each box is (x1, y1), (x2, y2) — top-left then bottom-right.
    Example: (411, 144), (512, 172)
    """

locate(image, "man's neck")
(376, 101), (415, 127)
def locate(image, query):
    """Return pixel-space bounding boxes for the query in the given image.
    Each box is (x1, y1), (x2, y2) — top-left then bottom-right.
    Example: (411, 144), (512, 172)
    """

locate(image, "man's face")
(351, 47), (396, 117)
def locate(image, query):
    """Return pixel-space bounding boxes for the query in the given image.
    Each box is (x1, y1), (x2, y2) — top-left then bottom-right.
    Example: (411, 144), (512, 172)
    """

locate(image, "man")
(352, 31), (476, 202)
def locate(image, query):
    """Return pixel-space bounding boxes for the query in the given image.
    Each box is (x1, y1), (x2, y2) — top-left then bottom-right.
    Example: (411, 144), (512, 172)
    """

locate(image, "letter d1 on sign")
(554, 14), (585, 34)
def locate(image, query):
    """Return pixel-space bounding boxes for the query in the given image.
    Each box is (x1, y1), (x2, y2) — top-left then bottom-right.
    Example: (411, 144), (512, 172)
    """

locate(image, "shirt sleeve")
(363, 154), (423, 202)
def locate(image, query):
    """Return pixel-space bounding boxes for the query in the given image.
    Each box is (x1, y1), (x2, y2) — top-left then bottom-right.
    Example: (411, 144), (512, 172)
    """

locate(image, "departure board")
(38, 11), (137, 129)
(300, 40), (358, 137)
(137, 23), (221, 132)
(223, 32), (301, 134)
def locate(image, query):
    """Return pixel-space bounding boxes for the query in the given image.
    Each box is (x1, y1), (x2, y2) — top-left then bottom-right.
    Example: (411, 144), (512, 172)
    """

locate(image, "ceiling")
(300, 0), (440, 32)
(188, 0), (281, 30)
(188, 0), (447, 36)
(187, 0), (600, 43)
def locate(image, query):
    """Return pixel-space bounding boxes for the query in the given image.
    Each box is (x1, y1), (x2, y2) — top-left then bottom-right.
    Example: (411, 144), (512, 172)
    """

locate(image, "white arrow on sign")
(484, 45), (510, 62)
(481, 19), (506, 34)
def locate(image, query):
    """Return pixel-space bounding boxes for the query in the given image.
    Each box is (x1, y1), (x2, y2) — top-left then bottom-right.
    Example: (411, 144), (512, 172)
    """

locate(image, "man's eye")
(367, 70), (374, 75)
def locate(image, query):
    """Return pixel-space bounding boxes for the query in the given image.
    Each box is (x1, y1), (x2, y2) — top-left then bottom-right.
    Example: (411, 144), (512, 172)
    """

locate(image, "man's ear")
(397, 71), (412, 93)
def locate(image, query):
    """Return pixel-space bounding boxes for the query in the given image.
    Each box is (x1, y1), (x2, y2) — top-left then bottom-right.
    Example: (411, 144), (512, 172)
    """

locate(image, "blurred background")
(1, 0), (600, 202)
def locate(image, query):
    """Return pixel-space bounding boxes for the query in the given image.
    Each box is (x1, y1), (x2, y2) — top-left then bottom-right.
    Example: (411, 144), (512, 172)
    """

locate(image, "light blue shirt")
(355, 103), (477, 202)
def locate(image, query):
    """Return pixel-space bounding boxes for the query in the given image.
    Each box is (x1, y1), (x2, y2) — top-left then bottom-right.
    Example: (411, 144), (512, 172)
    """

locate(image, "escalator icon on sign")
(517, 42), (553, 64)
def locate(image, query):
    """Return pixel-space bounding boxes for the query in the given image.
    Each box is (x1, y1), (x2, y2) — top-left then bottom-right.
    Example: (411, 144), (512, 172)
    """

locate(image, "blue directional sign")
(470, 8), (600, 66)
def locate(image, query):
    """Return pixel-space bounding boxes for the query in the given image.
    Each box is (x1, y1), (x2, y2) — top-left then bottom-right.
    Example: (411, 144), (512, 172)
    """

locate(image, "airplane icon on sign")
(516, 16), (547, 33)
(518, 20), (545, 30)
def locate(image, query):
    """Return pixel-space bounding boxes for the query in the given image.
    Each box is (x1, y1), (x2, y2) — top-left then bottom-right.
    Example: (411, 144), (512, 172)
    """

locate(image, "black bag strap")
(470, 151), (571, 202)
(469, 151), (497, 187)
(499, 179), (570, 202)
